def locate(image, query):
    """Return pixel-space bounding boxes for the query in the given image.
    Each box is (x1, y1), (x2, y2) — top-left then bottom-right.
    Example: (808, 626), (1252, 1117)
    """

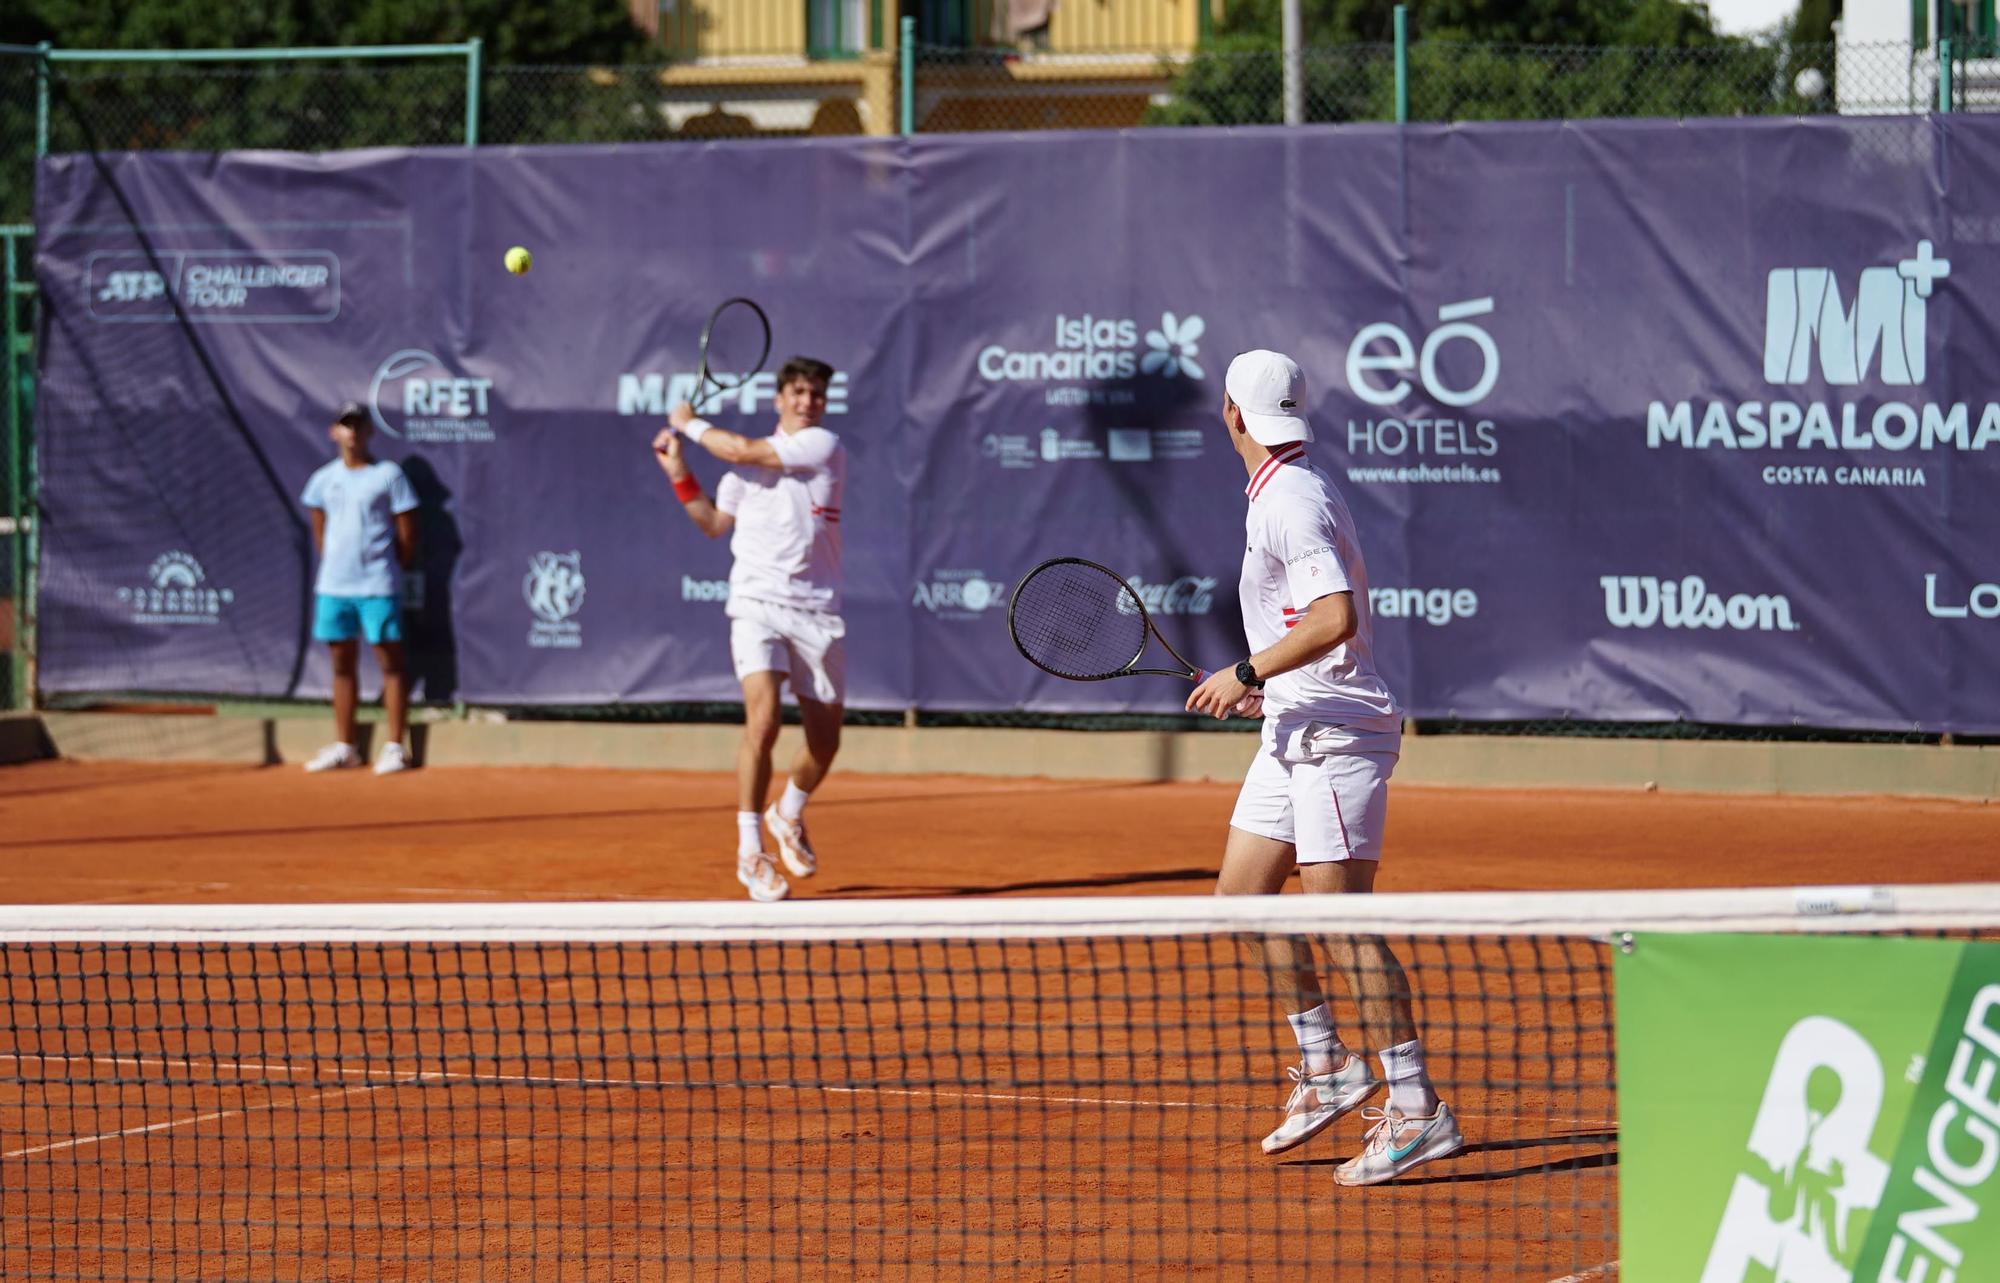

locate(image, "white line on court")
(1, 1051), (1617, 1131)
(1, 1080), (398, 1160)
(1547, 1262), (1618, 1282)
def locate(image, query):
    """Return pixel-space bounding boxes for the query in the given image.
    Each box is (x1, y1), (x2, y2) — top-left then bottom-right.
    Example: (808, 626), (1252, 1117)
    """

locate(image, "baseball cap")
(1224, 350), (1312, 447)
(333, 401), (369, 427)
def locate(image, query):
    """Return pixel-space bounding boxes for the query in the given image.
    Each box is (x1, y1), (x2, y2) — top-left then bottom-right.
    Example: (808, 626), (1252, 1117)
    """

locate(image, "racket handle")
(1192, 669), (1207, 683)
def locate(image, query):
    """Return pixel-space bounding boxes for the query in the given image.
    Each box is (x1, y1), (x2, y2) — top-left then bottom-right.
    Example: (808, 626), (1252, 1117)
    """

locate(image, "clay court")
(4, 759), (1998, 1279)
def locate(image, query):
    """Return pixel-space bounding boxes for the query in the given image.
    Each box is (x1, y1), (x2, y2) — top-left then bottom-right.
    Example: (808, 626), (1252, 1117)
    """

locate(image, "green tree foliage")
(1149, 0), (1805, 126)
(0, 1), (666, 219)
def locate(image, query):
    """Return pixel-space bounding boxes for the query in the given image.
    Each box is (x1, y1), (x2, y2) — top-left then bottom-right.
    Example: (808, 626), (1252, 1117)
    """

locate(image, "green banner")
(1617, 933), (2000, 1282)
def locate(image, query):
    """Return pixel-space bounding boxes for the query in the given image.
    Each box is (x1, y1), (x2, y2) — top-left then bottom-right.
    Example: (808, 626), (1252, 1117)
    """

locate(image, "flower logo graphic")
(1142, 312), (1206, 379)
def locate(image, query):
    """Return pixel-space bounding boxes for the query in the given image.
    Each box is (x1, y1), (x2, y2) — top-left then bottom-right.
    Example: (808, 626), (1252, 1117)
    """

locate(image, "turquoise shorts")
(313, 594), (403, 645)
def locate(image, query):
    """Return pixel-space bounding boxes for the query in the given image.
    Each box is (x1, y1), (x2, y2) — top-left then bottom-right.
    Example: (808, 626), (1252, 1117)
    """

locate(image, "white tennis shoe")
(1260, 1054), (1382, 1155)
(303, 742), (361, 773)
(1333, 1103), (1465, 1185)
(763, 805), (817, 878)
(373, 743), (411, 775)
(736, 851), (789, 903)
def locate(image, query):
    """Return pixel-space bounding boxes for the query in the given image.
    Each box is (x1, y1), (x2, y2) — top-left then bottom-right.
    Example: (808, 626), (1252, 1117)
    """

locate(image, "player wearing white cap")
(653, 357), (845, 903)
(1186, 349), (1462, 1185)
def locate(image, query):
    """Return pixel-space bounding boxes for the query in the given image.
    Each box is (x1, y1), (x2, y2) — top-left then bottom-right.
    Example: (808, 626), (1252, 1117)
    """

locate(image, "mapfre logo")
(1118, 575), (1216, 617)
(1601, 575), (1799, 632)
(115, 550), (235, 626)
(371, 349), (497, 444)
(1765, 242), (1947, 387)
(978, 311), (1206, 383)
(914, 569), (1007, 621)
(1700, 1017), (1889, 1281)
(616, 371), (852, 417)
(1649, 241), (2000, 456)
(524, 551), (585, 648)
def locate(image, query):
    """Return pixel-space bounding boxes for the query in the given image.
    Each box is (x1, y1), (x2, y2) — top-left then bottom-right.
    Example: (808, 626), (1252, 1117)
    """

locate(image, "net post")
(1394, 7), (1409, 124)
(899, 15), (915, 136)
(464, 38), (482, 146)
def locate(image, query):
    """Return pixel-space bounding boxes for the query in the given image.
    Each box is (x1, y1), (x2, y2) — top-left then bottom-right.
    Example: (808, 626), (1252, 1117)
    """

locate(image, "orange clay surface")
(2, 759), (1997, 1281)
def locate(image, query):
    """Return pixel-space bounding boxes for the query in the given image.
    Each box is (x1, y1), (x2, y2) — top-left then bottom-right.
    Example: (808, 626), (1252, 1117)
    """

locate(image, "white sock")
(1379, 1039), (1440, 1116)
(778, 780), (810, 823)
(736, 811), (764, 857)
(1286, 1003), (1348, 1076)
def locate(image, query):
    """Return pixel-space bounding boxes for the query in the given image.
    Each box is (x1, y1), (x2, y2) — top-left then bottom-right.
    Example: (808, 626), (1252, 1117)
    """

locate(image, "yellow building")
(625, 0), (1224, 136)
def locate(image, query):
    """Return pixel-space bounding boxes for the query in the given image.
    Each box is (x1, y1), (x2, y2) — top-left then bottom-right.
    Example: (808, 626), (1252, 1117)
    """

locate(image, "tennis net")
(3, 888), (1994, 1281)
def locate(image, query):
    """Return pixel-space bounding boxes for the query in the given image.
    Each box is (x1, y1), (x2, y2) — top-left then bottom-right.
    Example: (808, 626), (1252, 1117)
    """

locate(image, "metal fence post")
(1393, 7), (1409, 124)
(1939, 36), (1954, 113)
(1282, 0), (1303, 126)
(899, 15), (915, 136)
(35, 42), (50, 156)
(3, 230), (22, 707)
(464, 38), (481, 146)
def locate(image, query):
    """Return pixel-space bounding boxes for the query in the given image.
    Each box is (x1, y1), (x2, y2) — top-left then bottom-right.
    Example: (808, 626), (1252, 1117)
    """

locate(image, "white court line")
(2, 1080), (397, 1160)
(1, 1052), (1618, 1131)
(1547, 1263), (1617, 1282)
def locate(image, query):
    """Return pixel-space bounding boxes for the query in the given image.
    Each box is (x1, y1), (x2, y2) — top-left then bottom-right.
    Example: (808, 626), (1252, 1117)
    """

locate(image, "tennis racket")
(1008, 557), (1208, 683)
(688, 296), (772, 414)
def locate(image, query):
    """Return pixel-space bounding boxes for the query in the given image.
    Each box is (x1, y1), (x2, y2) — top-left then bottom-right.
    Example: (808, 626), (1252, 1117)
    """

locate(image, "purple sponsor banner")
(31, 119), (2000, 730)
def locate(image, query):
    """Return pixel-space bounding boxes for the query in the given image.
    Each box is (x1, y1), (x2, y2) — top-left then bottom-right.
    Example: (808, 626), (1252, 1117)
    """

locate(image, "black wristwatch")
(1234, 659), (1265, 689)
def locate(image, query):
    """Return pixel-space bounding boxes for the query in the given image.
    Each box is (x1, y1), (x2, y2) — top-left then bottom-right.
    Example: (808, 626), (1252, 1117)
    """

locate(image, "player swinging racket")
(1185, 350), (1462, 1185)
(652, 357), (846, 903)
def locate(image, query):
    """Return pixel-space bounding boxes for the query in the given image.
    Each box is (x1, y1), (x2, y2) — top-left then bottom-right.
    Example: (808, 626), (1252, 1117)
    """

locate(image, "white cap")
(1224, 350), (1312, 447)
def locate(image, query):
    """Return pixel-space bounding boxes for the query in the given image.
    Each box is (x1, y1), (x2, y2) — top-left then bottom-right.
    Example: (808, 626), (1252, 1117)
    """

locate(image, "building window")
(809, 0), (869, 58)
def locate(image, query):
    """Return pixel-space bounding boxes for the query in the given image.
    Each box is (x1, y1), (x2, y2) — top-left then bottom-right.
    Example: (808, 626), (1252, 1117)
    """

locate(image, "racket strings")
(701, 301), (771, 389)
(1010, 562), (1149, 680)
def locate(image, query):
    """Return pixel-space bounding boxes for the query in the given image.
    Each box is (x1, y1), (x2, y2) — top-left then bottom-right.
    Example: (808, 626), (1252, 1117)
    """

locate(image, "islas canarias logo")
(978, 311), (1206, 382)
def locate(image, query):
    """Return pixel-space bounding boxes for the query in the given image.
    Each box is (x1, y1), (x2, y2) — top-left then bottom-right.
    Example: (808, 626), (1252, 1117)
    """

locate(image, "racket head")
(693, 296), (772, 409)
(1008, 557), (1155, 681)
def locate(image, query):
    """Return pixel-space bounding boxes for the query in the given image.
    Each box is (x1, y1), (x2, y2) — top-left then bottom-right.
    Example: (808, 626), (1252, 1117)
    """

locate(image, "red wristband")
(673, 474), (702, 503)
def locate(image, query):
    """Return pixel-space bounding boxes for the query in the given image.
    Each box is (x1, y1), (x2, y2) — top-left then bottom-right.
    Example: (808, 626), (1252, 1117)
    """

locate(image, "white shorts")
(727, 596), (846, 705)
(1228, 720), (1399, 864)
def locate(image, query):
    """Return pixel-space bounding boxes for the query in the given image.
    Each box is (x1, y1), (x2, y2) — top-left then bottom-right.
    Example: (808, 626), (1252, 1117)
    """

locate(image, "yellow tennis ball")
(504, 246), (532, 275)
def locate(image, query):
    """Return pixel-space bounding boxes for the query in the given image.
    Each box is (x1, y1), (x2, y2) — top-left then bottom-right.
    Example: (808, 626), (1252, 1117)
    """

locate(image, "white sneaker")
(763, 805), (817, 878)
(736, 852), (789, 903)
(303, 742), (361, 773)
(1260, 1054), (1383, 1155)
(1333, 1102), (1465, 1186)
(374, 742), (411, 775)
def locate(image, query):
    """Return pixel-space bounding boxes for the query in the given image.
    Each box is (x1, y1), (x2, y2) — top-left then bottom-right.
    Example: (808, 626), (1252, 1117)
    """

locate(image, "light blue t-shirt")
(301, 458), (419, 597)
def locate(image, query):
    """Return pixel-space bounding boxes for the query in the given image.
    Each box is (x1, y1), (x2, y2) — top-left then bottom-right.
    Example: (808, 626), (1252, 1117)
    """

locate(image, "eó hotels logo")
(524, 551), (585, 649)
(1765, 242), (1948, 387)
(1701, 1017), (1889, 1282)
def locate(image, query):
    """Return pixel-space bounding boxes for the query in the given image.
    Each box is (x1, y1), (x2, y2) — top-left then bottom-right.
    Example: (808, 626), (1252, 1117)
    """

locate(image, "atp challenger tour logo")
(1620, 934), (2000, 1283)
(372, 349), (497, 444)
(1701, 1017), (1892, 1281)
(1648, 242), (2000, 484)
(524, 551), (585, 649)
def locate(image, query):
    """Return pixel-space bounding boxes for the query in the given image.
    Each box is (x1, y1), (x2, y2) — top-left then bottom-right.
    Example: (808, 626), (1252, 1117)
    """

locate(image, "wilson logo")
(1601, 576), (1799, 632)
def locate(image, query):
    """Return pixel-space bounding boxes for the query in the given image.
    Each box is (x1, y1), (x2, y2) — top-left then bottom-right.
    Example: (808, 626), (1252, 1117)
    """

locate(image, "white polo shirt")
(714, 425), (845, 614)
(1239, 442), (1401, 739)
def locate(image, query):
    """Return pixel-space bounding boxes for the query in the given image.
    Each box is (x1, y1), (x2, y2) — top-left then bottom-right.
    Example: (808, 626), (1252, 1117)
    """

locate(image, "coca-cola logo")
(1117, 575), (1217, 617)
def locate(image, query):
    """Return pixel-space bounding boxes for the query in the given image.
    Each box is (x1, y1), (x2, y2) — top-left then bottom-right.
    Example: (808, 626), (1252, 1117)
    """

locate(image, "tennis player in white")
(652, 356), (846, 903)
(1186, 349), (1461, 1185)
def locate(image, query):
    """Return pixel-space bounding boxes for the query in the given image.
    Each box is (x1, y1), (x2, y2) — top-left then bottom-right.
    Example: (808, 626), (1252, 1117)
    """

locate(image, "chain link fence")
(4, 37), (1989, 737)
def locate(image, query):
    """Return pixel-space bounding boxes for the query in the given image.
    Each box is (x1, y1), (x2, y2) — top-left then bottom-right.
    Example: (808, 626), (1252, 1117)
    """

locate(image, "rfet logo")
(524, 551), (585, 649)
(371, 349), (497, 445)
